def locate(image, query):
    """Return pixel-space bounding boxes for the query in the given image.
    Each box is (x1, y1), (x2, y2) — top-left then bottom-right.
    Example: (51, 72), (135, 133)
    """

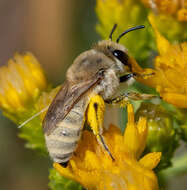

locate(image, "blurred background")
(0, 1), (98, 190)
(0, 1), (186, 190)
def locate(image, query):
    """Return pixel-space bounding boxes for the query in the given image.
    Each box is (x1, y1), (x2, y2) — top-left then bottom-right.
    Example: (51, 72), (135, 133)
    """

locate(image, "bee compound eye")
(112, 50), (128, 66)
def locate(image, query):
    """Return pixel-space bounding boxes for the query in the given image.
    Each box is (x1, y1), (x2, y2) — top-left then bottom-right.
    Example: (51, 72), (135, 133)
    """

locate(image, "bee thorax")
(94, 68), (119, 100)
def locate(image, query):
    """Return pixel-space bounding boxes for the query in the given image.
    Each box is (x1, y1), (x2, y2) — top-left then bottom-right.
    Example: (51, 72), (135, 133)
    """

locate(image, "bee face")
(66, 24), (145, 84)
(93, 40), (131, 72)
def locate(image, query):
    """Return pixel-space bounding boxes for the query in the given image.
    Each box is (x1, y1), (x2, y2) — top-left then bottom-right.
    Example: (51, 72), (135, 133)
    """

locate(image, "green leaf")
(18, 117), (47, 154)
(48, 168), (83, 190)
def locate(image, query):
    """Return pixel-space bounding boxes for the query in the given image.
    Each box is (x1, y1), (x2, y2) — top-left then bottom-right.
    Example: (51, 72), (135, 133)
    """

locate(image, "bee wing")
(43, 71), (104, 135)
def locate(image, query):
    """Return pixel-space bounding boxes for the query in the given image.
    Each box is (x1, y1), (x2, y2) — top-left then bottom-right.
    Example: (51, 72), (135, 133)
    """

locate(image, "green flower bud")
(167, 108), (187, 143)
(136, 102), (179, 170)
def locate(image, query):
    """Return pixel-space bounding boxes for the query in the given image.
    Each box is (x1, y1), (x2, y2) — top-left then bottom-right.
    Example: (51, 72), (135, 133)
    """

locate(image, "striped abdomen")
(44, 98), (88, 164)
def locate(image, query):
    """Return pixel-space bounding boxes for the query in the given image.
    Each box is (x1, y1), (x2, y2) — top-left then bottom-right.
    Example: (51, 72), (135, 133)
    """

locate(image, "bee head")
(93, 24), (145, 72)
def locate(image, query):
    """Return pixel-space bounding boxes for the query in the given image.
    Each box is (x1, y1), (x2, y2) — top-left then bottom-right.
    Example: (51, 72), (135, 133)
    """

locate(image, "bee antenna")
(109, 24), (117, 40)
(116, 25), (145, 43)
(18, 106), (49, 128)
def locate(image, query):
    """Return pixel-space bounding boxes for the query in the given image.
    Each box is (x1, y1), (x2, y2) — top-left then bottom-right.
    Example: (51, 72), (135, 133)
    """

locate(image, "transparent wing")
(43, 71), (104, 135)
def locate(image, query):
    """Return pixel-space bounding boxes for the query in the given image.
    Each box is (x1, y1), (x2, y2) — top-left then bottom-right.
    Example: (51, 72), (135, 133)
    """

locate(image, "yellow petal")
(123, 104), (140, 158)
(136, 117), (148, 158)
(161, 92), (187, 108)
(53, 162), (75, 180)
(127, 103), (135, 125)
(148, 13), (170, 55)
(139, 152), (162, 170)
(177, 8), (187, 21)
(83, 150), (100, 170)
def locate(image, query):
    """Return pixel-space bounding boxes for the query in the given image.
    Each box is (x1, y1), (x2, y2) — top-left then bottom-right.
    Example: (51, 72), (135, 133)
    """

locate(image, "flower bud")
(136, 102), (179, 170)
(0, 53), (47, 117)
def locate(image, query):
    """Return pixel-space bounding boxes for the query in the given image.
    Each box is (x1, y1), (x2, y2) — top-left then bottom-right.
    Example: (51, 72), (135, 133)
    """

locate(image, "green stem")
(159, 153), (187, 180)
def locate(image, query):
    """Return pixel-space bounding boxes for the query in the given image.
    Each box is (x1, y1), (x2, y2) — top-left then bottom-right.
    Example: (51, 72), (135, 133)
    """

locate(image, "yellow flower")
(140, 0), (187, 21)
(131, 13), (187, 108)
(54, 103), (161, 190)
(0, 52), (47, 114)
(178, 8), (187, 21)
(139, 0), (187, 42)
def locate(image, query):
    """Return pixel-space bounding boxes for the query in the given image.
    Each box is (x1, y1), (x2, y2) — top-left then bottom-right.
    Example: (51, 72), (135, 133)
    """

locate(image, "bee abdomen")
(45, 97), (88, 164)
(53, 152), (73, 163)
(47, 140), (77, 150)
(45, 120), (83, 164)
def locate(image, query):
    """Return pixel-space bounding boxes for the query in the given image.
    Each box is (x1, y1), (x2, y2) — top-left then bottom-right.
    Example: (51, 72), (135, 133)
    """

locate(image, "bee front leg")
(105, 72), (157, 106)
(87, 95), (115, 161)
(105, 92), (157, 106)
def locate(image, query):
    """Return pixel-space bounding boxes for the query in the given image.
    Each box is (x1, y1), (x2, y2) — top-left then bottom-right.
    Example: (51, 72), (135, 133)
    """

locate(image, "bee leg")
(106, 92), (157, 105)
(59, 161), (69, 168)
(119, 73), (136, 83)
(119, 71), (155, 83)
(105, 94), (128, 105)
(96, 134), (115, 161)
(122, 92), (157, 101)
(105, 72), (157, 105)
(87, 95), (115, 161)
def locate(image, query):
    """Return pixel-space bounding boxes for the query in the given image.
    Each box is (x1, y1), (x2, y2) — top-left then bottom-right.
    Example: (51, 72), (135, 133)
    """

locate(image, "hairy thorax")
(94, 68), (120, 100)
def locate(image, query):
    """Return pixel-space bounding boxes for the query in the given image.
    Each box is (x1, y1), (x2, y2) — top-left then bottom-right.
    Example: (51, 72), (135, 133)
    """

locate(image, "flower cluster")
(140, 0), (187, 21)
(95, 1), (187, 189)
(0, 53), (49, 152)
(133, 14), (187, 108)
(0, 53), (47, 115)
(54, 103), (161, 190)
(139, 0), (187, 42)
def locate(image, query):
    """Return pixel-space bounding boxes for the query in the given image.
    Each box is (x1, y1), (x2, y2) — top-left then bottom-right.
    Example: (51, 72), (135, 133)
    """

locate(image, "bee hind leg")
(96, 134), (115, 161)
(87, 95), (115, 161)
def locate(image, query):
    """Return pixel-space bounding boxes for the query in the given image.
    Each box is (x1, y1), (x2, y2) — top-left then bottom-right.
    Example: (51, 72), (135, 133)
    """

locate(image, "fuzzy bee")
(42, 24), (154, 167)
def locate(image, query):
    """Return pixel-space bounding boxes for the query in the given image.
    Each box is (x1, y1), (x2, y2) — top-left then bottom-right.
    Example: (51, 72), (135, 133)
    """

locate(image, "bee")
(42, 24), (154, 168)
